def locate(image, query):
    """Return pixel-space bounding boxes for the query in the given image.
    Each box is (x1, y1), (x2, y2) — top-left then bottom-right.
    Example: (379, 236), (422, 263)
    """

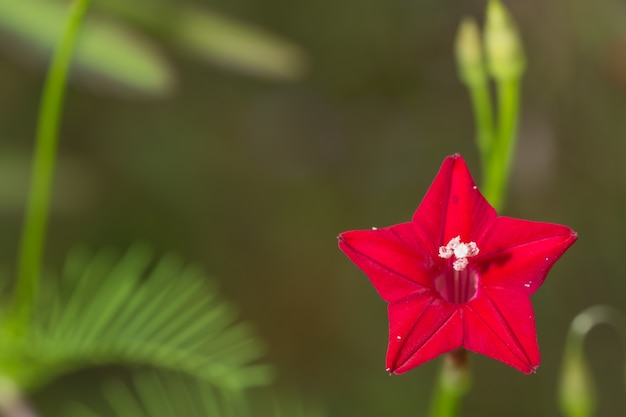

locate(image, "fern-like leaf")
(16, 245), (271, 392)
(60, 371), (326, 417)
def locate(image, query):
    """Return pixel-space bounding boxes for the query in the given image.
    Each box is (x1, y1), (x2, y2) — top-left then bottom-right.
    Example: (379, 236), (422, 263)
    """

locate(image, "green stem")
(481, 78), (521, 212)
(468, 82), (495, 170)
(10, 0), (92, 329)
(427, 350), (471, 417)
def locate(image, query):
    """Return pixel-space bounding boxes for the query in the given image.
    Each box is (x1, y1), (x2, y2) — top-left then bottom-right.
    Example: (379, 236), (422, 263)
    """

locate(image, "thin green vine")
(10, 0), (92, 332)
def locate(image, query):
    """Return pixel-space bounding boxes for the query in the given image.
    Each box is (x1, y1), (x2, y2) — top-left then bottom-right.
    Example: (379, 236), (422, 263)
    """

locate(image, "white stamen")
(438, 236), (460, 259)
(372, 227), (378, 230)
(438, 235), (480, 271)
(438, 246), (453, 259)
(453, 241), (479, 258)
(453, 258), (469, 271)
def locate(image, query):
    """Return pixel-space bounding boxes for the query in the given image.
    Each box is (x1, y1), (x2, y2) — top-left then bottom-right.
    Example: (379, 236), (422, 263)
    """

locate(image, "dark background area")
(1, 0), (625, 415)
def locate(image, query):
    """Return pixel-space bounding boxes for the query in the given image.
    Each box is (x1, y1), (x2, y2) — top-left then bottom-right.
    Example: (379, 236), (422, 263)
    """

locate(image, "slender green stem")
(10, 0), (92, 328)
(468, 82), (495, 171)
(427, 350), (471, 417)
(481, 78), (521, 212)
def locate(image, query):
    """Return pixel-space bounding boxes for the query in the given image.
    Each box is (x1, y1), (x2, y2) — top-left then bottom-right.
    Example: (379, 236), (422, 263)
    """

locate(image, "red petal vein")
(387, 296), (463, 373)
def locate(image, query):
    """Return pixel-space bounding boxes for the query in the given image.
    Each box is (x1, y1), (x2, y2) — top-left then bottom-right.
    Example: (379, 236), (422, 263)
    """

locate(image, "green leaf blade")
(0, 0), (176, 97)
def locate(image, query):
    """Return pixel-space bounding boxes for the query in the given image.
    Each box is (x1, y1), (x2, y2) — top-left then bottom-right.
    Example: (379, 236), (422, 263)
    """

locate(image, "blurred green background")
(1, 0), (625, 415)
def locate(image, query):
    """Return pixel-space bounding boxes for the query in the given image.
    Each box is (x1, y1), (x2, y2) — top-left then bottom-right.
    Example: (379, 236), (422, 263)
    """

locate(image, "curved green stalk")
(559, 305), (626, 417)
(468, 82), (495, 169)
(481, 78), (521, 212)
(10, 0), (92, 330)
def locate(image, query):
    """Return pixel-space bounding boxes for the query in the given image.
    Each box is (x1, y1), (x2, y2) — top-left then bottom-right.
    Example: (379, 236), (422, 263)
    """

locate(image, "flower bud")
(455, 17), (487, 86)
(484, 0), (526, 81)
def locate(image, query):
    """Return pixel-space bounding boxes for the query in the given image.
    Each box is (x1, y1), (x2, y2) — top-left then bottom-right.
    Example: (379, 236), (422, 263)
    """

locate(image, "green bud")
(455, 17), (487, 86)
(484, 0), (526, 81)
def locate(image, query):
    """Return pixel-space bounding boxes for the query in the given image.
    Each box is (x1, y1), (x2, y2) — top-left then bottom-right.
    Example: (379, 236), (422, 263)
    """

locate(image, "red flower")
(338, 154), (577, 374)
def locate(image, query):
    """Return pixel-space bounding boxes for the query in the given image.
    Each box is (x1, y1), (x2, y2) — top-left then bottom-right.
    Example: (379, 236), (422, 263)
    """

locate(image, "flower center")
(435, 236), (480, 304)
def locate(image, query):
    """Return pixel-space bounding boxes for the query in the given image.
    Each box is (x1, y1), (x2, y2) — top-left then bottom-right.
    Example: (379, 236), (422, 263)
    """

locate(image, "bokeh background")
(1, 0), (625, 415)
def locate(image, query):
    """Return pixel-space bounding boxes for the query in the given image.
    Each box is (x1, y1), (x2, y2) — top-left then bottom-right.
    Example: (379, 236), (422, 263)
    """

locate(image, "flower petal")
(412, 154), (496, 252)
(338, 223), (435, 302)
(386, 294), (463, 374)
(463, 287), (539, 374)
(476, 217), (578, 294)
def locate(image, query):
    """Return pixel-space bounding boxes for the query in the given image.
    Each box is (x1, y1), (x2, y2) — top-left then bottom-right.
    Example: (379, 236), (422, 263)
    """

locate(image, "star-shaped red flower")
(338, 154), (577, 374)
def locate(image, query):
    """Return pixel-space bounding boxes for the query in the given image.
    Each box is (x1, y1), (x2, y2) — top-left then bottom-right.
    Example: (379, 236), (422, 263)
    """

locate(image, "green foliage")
(0, 0), (315, 415)
(59, 371), (326, 417)
(0, 245), (272, 393)
(171, 7), (307, 81)
(95, 0), (309, 81)
(0, 0), (174, 96)
(0, 0), (307, 97)
(454, 0), (525, 211)
(67, 372), (247, 417)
